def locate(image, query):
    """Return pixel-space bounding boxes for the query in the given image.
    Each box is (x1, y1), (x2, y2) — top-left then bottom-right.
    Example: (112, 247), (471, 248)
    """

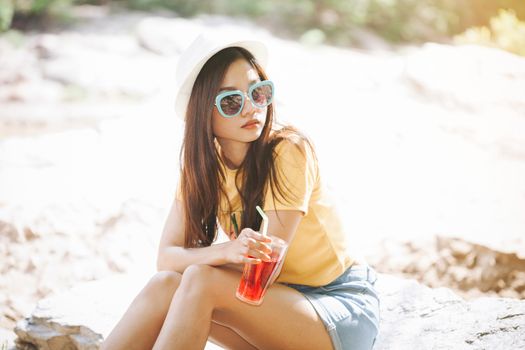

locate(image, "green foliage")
(124, 0), (203, 16)
(12, 0), (70, 15)
(0, 0), (73, 31)
(0, 0), (14, 31)
(1, 0), (525, 49)
(454, 9), (525, 56)
(127, 0), (523, 46)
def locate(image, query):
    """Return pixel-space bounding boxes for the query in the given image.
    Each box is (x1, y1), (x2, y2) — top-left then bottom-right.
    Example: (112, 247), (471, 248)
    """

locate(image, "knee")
(179, 264), (214, 295)
(146, 270), (182, 296)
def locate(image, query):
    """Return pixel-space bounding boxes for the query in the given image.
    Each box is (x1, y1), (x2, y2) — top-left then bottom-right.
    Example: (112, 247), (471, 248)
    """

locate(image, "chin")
(215, 125), (265, 144)
(246, 128), (265, 142)
(239, 134), (262, 143)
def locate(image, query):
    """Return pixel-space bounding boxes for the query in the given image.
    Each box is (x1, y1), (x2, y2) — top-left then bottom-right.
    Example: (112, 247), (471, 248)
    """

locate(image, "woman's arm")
(266, 209), (303, 243)
(264, 209), (303, 285)
(157, 242), (233, 273)
(156, 197), (272, 273)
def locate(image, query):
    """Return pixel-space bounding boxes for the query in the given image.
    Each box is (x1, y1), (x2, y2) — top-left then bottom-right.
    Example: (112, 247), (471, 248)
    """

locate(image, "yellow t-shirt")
(217, 139), (354, 286)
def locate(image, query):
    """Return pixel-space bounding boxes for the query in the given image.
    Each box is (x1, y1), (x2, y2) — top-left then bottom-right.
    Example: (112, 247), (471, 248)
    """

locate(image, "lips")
(241, 120), (260, 128)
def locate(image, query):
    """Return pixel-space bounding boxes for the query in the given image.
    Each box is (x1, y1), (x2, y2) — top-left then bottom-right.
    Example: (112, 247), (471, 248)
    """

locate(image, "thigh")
(102, 271), (183, 350)
(209, 321), (258, 350)
(207, 266), (334, 350)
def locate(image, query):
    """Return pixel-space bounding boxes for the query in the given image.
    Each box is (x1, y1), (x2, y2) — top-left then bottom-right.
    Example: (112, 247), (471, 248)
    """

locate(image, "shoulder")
(271, 126), (318, 173)
(271, 125), (315, 158)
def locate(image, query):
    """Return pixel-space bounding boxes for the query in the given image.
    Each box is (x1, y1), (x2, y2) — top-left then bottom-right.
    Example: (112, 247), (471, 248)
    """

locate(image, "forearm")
(157, 242), (229, 273)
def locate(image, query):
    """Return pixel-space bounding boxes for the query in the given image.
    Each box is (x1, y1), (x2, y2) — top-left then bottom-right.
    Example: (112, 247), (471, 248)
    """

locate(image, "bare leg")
(152, 264), (333, 350)
(153, 265), (213, 349)
(100, 271), (182, 350)
(208, 322), (258, 350)
(101, 270), (258, 350)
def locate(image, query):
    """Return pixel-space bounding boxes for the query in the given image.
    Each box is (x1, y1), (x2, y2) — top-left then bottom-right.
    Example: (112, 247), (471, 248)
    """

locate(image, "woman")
(101, 33), (380, 350)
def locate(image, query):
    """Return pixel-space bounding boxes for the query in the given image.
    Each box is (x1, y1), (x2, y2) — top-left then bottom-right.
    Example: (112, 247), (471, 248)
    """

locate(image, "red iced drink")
(236, 235), (288, 306)
(237, 258), (278, 303)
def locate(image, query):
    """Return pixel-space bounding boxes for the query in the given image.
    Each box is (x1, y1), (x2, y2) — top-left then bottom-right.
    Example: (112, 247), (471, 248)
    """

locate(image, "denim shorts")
(283, 263), (380, 350)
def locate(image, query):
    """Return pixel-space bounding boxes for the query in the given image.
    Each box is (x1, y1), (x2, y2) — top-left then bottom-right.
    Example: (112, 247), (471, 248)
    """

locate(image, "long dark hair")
(180, 46), (314, 248)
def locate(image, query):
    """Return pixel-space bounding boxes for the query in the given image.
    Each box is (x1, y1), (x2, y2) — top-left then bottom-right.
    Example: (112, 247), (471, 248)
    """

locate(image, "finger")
(259, 242), (273, 254)
(243, 237), (257, 247)
(242, 255), (261, 264)
(247, 240), (272, 254)
(247, 249), (272, 262)
(242, 229), (272, 244)
(252, 232), (273, 242)
(237, 235), (248, 247)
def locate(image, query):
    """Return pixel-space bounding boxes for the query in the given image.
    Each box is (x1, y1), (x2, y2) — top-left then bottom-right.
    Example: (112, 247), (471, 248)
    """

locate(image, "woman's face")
(212, 58), (268, 144)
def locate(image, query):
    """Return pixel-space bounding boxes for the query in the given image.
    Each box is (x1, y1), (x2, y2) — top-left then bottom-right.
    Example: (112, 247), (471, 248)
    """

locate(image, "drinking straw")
(230, 213), (239, 238)
(256, 205), (268, 237)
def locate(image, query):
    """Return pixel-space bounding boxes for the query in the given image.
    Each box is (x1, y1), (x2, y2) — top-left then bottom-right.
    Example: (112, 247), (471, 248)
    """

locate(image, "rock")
(369, 235), (525, 300)
(403, 43), (525, 116)
(0, 327), (17, 350)
(374, 274), (525, 349)
(0, 221), (21, 243)
(135, 17), (204, 56)
(13, 272), (221, 350)
(349, 27), (393, 51)
(13, 272), (525, 350)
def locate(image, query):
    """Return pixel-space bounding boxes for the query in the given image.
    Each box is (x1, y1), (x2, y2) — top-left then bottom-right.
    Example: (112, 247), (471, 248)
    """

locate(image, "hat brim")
(175, 36), (268, 121)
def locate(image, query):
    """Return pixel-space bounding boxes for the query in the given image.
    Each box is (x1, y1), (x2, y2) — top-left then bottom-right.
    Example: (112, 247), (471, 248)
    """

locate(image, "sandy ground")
(1, 6), (525, 348)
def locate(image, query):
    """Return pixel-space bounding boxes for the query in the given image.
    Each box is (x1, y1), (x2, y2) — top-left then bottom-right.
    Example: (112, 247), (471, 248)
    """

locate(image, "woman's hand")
(223, 228), (273, 264)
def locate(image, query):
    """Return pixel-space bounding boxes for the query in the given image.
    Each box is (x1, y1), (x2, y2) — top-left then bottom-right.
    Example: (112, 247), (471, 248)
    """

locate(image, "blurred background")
(2, 0), (525, 51)
(1, 0), (524, 348)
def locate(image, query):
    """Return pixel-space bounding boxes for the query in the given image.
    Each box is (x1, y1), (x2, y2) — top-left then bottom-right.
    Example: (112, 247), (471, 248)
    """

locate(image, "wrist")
(214, 241), (230, 265)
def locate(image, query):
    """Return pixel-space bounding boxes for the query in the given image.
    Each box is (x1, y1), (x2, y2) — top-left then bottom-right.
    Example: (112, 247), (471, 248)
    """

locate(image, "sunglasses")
(214, 80), (274, 118)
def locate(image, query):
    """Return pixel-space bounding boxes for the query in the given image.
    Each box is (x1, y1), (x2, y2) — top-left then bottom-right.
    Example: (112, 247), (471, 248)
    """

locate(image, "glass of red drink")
(236, 235), (288, 306)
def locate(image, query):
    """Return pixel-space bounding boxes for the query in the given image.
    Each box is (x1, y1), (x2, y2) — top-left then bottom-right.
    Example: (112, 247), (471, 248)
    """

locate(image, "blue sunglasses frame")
(214, 80), (274, 118)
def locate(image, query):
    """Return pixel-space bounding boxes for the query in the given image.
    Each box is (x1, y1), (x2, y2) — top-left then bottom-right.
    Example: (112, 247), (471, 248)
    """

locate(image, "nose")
(240, 92), (261, 117)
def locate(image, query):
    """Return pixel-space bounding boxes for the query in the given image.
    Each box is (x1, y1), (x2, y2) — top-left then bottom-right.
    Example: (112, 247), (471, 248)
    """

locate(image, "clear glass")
(236, 235), (288, 306)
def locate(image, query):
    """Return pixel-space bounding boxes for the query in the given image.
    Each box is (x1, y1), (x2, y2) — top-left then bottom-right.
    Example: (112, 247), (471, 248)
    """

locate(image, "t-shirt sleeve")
(263, 139), (318, 215)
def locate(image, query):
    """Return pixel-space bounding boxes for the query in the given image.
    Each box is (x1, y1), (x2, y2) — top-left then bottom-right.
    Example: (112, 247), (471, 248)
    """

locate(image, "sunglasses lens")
(251, 83), (273, 107)
(219, 94), (243, 116)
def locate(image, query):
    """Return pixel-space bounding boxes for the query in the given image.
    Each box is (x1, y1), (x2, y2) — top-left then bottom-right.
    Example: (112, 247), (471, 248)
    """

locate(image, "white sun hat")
(174, 32), (269, 121)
